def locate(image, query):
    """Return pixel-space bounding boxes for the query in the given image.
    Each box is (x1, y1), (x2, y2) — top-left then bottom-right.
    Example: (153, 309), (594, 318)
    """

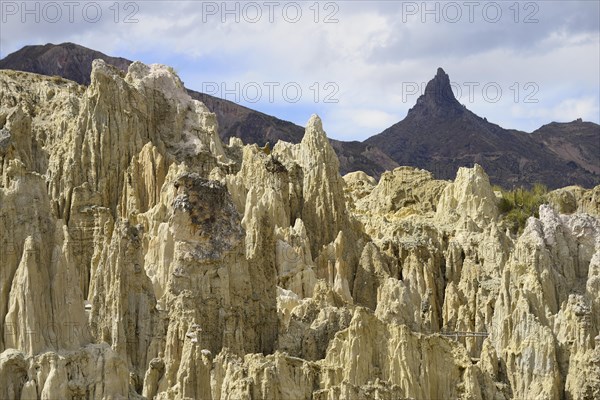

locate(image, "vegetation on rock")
(496, 183), (548, 233)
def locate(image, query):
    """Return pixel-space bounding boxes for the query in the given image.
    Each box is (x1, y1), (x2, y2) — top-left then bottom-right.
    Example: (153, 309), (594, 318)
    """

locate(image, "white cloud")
(1, 0), (598, 140)
(511, 97), (600, 122)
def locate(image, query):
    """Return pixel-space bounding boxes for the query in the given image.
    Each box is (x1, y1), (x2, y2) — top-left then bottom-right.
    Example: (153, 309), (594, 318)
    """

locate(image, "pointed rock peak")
(423, 67), (456, 103)
(302, 114), (327, 144)
(408, 67), (463, 117)
(307, 114), (323, 132)
(299, 114), (339, 170)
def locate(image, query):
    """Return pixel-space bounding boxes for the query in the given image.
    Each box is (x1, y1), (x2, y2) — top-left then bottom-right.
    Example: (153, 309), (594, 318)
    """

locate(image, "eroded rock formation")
(0, 62), (599, 399)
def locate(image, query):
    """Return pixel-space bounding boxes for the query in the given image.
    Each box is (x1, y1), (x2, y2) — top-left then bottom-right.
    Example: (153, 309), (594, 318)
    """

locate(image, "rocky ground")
(0, 61), (599, 399)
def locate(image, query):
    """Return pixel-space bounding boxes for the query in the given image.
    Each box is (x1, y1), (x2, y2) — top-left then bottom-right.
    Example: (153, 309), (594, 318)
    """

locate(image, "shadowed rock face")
(172, 173), (244, 259)
(0, 60), (600, 399)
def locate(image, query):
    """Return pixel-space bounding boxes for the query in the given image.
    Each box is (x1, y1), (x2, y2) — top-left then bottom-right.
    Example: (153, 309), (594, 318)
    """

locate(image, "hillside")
(365, 68), (600, 188)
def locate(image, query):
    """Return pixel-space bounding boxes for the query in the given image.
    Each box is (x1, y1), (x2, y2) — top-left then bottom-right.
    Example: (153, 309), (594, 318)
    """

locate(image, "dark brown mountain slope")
(0, 42), (394, 177)
(531, 120), (600, 176)
(0, 42), (131, 85)
(188, 91), (305, 145)
(365, 68), (599, 189)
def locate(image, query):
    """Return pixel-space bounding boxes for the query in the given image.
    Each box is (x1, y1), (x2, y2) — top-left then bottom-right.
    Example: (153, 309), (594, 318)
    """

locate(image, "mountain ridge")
(1, 42), (598, 189)
(366, 67), (599, 188)
(0, 42), (397, 178)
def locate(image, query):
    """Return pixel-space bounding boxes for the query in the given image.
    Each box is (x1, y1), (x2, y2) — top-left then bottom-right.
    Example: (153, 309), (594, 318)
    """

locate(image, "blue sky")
(1, 0), (599, 141)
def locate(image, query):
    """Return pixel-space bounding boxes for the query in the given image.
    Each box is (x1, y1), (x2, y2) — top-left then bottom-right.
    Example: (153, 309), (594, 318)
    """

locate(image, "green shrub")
(495, 184), (548, 234)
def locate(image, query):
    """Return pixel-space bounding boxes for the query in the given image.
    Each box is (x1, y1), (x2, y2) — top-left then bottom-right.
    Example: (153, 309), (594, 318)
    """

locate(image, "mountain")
(0, 43), (395, 177)
(366, 68), (599, 189)
(188, 90), (305, 145)
(2, 44), (597, 189)
(532, 120), (600, 176)
(0, 42), (131, 85)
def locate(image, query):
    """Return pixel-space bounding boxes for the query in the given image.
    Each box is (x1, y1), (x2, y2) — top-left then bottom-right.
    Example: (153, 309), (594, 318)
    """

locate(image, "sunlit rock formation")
(0, 62), (598, 399)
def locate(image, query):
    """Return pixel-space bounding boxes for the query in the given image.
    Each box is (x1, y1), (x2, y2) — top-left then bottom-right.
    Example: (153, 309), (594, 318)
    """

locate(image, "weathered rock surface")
(547, 185), (600, 217)
(0, 63), (599, 399)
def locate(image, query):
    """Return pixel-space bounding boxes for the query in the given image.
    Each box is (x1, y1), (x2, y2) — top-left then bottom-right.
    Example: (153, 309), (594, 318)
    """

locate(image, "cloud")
(511, 97), (600, 122)
(1, 0), (598, 140)
(367, 1), (600, 62)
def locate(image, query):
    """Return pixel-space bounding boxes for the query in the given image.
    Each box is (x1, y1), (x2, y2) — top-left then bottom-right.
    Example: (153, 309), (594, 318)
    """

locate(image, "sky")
(1, 0), (599, 141)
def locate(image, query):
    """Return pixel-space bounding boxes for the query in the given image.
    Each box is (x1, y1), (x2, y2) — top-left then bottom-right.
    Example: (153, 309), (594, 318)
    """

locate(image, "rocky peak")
(409, 67), (464, 118)
(296, 114), (340, 174)
(300, 115), (329, 154)
(436, 164), (498, 226)
(294, 115), (352, 254)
